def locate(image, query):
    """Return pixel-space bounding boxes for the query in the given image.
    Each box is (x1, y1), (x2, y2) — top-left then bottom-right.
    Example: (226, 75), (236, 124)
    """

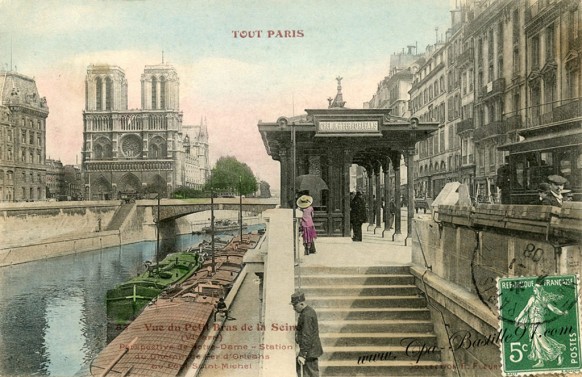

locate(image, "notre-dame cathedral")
(81, 62), (209, 199)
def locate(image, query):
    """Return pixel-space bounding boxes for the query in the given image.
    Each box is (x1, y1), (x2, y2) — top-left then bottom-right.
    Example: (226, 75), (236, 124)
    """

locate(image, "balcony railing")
(457, 48), (474, 67)
(525, 98), (582, 128)
(474, 120), (505, 141)
(457, 118), (475, 134)
(505, 114), (522, 132)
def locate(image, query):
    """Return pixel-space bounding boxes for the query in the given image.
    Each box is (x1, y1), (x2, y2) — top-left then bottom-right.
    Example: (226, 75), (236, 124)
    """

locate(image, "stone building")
(0, 71), (49, 202)
(409, 40), (450, 198)
(364, 48), (424, 197)
(182, 119), (209, 190)
(45, 158), (64, 199)
(81, 63), (209, 199)
(376, 0), (582, 203)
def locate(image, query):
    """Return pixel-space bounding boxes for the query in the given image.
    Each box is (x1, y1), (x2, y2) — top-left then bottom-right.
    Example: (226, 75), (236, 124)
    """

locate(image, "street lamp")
(239, 176), (243, 245)
(209, 172), (216, 273)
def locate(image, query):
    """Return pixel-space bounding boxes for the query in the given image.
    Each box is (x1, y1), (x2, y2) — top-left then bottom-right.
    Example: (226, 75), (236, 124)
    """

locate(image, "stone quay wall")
(0, 201), (145, 267)
(411, 202), (582, 377)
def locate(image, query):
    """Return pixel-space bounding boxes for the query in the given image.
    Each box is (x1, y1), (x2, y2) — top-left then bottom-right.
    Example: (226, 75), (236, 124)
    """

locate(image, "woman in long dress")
(297, 195), (317, 255)
(515, 284), (568, 367)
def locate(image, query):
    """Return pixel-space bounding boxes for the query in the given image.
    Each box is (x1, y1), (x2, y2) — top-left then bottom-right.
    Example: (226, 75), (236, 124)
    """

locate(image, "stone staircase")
(297, 266), (445, 376)
(105, 202), (135, 231)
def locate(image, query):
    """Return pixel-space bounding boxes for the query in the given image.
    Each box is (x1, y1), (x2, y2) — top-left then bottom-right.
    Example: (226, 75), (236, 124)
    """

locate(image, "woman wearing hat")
(297, 195), (317, 255)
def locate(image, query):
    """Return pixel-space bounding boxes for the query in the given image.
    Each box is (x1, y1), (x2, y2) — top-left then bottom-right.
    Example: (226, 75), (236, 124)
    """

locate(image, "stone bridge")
(138, 197), (279, 222)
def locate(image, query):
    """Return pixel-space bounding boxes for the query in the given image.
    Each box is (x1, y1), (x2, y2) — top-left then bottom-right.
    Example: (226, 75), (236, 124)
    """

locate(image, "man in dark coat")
(531, 183), (551, 205)
(350, 191), (367, 242)
(541, 175), (567, 207)
(291, 292), (323, 377)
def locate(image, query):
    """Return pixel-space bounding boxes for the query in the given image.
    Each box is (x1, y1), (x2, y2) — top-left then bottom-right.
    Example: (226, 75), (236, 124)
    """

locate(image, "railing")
(456, 47), (474, 67)
(474, 120), (505, 141)
(524, 98), (582, 128)
(457, 118), (475, 134)
(505, 114), (522, 132)
(481, 78), (506, 99)
(526, 0), (557, 22)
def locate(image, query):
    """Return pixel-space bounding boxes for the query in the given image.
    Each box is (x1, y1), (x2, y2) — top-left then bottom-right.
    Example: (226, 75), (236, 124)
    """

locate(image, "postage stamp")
(497, 274), (581, 375)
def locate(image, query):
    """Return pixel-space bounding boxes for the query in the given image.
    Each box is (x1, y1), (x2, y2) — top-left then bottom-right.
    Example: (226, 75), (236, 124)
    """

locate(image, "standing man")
(542, 175), (567, 207)
(388, 199), (397, 229)
(291, 292), (323, 377)
(350, 191), (367, 242)
(496, 156), (511, 204)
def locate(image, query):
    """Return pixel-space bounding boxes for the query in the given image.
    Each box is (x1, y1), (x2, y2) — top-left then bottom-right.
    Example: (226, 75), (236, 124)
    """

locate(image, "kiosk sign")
(316, 120), (380, 136)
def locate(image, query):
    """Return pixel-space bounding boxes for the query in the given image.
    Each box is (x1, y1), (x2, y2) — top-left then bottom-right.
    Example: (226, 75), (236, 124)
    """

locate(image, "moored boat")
(106, 251), (202, 327)
(202, 219), (247, 233)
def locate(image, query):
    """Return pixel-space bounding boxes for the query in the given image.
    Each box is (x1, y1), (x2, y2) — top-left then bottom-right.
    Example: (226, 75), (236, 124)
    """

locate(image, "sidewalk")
(299, 215), (413, 268)
(198, 272), (262, 377)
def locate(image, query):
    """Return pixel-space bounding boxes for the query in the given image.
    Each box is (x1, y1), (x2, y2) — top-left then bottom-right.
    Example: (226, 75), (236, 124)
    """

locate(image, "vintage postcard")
(1, 1), (581, 377)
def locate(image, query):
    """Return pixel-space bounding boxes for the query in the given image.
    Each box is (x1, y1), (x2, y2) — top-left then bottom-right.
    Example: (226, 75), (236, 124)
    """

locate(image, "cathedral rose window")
(121, 135), (142, 158)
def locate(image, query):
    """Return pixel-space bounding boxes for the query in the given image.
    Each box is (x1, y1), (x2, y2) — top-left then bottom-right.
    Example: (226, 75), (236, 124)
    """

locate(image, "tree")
(206, 156), (258, 196)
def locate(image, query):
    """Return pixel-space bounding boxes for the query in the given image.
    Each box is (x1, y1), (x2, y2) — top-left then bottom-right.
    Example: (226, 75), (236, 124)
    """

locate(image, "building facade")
(182, 119), (210, 190)
(45, 159), (64, 199)
(81, 63), (209, 199)
(409, 41), (450, 198)
(375, 0), (581, 203)
(0, 71), (49, 202)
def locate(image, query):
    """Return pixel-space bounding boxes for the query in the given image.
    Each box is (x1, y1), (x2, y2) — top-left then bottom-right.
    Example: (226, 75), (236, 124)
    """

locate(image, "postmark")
(497, 274), (581, 375)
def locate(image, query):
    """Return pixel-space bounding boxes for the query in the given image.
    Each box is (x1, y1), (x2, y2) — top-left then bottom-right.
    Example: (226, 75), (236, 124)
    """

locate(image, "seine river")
(0, 226), (262, 377)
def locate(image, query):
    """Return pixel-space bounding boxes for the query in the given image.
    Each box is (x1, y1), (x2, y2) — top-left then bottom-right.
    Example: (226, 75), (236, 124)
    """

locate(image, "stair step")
(321, 345), (441, 361)
(319, 319), (434, 333)
(316, 307), (430, 320)
(319, 360), (446, 376)
(321, 332), (437, 347)
(301, 284), (420, 296)
(300, 274), (414, 285)
(299, 266), (410, 275)
(306, 295), (426, 308)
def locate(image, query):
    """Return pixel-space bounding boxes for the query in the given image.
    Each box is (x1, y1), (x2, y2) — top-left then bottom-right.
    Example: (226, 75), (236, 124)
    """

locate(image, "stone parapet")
(259, 209), (296, 377)
(412, 205), (582, 376)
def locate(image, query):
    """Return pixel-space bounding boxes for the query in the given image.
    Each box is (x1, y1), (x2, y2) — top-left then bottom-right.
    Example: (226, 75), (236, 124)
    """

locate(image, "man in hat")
(542, 175), (567, 207)
(531, 182), (551, 205)
(291, 292), (323, 377)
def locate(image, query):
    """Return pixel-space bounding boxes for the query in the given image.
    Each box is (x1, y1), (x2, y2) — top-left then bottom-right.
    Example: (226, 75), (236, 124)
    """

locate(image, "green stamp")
(498, 275), (581, 375)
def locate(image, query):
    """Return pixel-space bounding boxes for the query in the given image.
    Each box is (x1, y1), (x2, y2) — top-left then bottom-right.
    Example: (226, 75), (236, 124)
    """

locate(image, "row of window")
(0, 187), (43, 201)
(0, 147), (42, 163)
(0, 170), (43, 183)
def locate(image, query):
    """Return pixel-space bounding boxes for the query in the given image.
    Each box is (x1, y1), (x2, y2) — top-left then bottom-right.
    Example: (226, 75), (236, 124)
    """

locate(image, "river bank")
(0, 200), (263, 267)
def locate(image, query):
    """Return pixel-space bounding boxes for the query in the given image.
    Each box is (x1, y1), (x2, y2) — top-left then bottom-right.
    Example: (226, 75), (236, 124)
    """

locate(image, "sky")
(0, 0), (452, 190)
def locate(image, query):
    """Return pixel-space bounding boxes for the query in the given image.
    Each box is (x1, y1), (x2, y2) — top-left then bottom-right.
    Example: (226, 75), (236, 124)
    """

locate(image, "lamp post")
(239, 176), (243, 244)
(210, 173), (216, 273)
(155, 193), (161, 270)
(292, 122), (297, 258)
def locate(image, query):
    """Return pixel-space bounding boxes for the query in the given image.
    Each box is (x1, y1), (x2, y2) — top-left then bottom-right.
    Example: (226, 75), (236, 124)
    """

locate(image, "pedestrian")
(297, 194), (317, 255)
(214, 297), (235, 321)
(496, 156), (511, 204)
(531, 183), (551, 204)
(350, 191), (367, 242)
(291, 292), (323, 377)
(388, 199), (396, 229)
(541, 175), (567, 207)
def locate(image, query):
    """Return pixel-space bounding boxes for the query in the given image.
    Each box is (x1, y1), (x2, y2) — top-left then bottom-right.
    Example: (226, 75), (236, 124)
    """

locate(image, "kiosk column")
(404, 148), (416, 246)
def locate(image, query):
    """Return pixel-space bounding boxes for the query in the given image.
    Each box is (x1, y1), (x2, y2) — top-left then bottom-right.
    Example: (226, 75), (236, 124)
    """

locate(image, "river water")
(0, 226), (263, 377)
